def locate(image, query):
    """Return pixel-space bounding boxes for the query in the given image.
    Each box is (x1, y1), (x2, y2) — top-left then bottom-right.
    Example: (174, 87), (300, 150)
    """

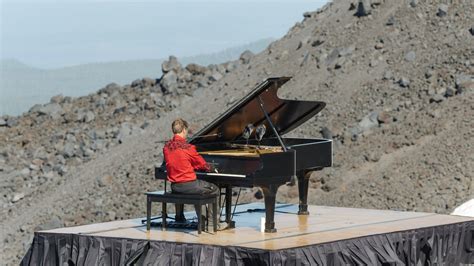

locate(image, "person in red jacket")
(163, 118), (227, 230)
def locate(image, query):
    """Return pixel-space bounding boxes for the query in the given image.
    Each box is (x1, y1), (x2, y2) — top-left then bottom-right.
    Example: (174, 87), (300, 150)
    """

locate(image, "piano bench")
(145, 191), (218, 234)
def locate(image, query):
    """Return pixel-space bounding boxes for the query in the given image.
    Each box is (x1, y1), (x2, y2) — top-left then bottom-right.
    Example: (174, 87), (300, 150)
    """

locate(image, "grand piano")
(155, 77), (332, 232)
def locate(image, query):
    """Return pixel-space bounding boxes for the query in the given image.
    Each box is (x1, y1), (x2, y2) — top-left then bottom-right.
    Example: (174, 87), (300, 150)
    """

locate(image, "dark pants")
(171, 179), (220, 224)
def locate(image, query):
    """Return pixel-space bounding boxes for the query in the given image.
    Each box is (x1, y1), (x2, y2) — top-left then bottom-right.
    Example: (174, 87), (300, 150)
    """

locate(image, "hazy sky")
(0, 0), (329, 68)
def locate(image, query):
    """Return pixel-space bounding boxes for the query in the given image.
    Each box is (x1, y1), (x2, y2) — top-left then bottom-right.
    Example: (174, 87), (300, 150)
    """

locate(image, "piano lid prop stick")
(257, 96), (287, 152)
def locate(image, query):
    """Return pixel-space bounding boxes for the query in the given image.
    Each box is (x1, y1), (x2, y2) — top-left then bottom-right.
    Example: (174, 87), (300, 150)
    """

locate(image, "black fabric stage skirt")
(22, 221), (473, 265)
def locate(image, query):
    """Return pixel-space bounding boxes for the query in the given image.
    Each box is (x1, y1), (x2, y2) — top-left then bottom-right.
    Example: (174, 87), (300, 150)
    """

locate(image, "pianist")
(163, 118), (228, 230)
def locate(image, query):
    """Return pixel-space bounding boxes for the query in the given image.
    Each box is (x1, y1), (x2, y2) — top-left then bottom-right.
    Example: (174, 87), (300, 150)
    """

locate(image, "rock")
(369, 59), (379, 67)
(377, 111), (391, 124)
(386, 16), (396, 26)
(185, 63), (207, 75)
(0, 118), (6, 126)
(239, 50), (254, 64)
(320, 127), (334, 139)
(254, 189), (263, 200)
(383, 71), (394, 80)
(53, 164), (67, 175)
(405, 51), (416, 62)
(142, 77), (156, 87)
(97, 175), (113, 187)
(365, 151), (381, 162)
(225, 62), (238, 73)
(117, 123), (132, 143)
(107, 211), (117, 220)
(445, 87), (455, 97)
(37, 103), (65, 119)
(50, 94), (64, 104)
(20, 168), (30, 176)
(160, 71), (178, 94)
(176, 69), (192, 82)
(162, 56), (181, 73)
(339, 46), (355, 57)
(358, 111), (380, 132)
(131, 79), (142, 88)
(375, 42), (384, 50)
(437, 4), (448, 17)
(355, 0), (371, 17)
(455, 74), (474, 93)
(470, 26), (474, 36)
(6, 118), (19, 127)
(430, 94), (445, 103)
(62, 142), (76, 158)
(209, 71), (223, 82)
(409, 0), (418, 7)
(35, 217), (63, 231)
(303, 11), (312, 18)
(84, 111), (95, 123)
(311, 39), (325, 47)
(12, 193), (25, 203)
(398, 77), (410, 88)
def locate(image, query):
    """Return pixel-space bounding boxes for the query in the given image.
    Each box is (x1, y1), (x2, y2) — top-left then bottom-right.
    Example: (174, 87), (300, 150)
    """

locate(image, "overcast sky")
(0, 0), (329, 68)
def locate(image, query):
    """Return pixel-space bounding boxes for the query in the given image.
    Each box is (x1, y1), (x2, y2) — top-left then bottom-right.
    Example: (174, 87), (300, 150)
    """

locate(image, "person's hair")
(172, 118), (188, 134)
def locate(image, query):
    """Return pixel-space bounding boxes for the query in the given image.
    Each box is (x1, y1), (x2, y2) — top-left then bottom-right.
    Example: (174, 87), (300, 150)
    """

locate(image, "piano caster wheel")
(264, 228), (277, 233)
(297, 211), (309, 215)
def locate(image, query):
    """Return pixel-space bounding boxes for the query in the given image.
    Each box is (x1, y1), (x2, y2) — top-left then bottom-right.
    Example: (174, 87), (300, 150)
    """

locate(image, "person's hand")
(208, 164), (219, 173)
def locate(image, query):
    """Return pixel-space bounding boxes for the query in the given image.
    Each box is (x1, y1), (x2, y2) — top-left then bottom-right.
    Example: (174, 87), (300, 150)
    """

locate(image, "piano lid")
(190, 77), (326, 144)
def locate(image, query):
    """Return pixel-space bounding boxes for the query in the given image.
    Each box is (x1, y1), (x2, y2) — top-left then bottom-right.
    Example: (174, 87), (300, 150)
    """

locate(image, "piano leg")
(297, 171), (311, 215)
(261, 184), (280, 233)
(225, 186), (235, 228)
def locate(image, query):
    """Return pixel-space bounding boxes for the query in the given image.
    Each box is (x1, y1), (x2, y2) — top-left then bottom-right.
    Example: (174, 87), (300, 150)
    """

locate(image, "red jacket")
(163, 134), (210, 183)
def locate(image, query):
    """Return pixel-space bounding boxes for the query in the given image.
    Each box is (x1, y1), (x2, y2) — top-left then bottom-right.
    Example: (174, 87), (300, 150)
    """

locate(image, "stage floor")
(42, 203), (473, 251)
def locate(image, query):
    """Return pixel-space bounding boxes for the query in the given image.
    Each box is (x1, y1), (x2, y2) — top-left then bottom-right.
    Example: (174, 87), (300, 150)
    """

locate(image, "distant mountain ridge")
(0, 38), (274, 116)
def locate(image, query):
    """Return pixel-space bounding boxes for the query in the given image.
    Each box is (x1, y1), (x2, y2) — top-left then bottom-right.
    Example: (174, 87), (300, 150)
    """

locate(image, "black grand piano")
(155, 77), (332, 232)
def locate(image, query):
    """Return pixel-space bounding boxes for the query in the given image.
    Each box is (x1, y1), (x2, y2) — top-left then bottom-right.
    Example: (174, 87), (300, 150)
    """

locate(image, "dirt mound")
(1, 0), (473, 263)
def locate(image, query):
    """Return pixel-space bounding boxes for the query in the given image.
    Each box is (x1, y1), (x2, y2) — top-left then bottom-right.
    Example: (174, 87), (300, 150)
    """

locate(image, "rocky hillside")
(1, 0), (473, 264)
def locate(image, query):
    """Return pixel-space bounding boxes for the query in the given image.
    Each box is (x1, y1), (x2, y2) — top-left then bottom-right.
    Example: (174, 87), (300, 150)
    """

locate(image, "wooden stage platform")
(22, 203), (474, 265)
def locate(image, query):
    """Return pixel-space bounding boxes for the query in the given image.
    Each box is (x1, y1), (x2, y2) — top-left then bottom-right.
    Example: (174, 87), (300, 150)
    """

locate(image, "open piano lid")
(190, 77), (326, 144)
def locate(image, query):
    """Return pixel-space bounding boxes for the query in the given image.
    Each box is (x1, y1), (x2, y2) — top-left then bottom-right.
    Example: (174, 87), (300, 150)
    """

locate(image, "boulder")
(0, 118), (6, 127)
(131, 79), (142, 88)
(239, 50), (254, 64)
(160, 71), (178, 94)
(161, 56), (181, 73)
(142, 77), (156, 87)
(358, 111), (379, 132)
(6, 118), (19, 127)
(50, 94), (64, 104)
(185, 63), (207, 75)
(37, 103), (65, 119)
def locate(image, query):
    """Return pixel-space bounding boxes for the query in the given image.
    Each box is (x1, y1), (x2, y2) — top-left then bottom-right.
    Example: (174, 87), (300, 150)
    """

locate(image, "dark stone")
(355, 0), (371, 17)
(254, 189), (263, 200)
(437, 4), (448, 17)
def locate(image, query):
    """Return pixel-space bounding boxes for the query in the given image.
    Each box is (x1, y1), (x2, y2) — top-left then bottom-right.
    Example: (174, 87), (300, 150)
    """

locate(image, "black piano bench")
(145, 191), (218, 234)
